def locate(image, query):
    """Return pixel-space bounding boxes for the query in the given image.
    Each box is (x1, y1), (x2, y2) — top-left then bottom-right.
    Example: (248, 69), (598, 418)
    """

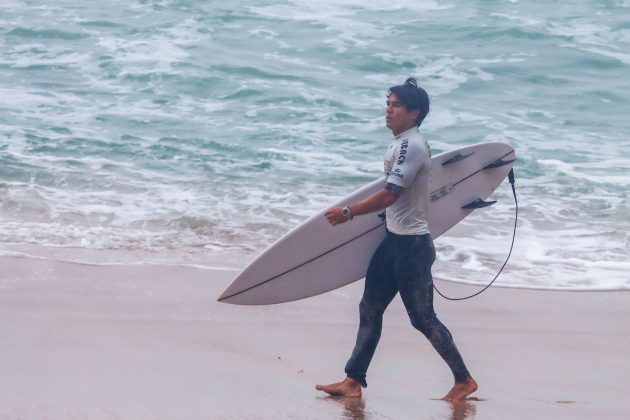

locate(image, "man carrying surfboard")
(316, 78), (477, 402)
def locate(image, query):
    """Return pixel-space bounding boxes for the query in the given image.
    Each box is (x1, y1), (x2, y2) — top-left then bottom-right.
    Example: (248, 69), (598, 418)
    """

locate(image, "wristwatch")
(342, 206), (353, 220)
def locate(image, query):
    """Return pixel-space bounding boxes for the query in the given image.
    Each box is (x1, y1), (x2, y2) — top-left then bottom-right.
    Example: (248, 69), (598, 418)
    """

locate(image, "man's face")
(386, 93), (420, 136)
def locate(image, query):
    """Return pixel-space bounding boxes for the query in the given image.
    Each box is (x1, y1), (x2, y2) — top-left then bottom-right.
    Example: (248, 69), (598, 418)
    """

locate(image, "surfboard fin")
(442, 152), (475, 166)
(483, 158), (516, 169)
(462, 198), (497, 209)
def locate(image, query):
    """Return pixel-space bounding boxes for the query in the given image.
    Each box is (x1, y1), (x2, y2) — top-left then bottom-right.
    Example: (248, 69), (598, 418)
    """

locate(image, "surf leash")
(433, 168), (518, 301)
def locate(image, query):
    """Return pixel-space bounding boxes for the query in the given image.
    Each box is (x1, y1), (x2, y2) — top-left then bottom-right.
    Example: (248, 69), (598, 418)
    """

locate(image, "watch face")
(342, 207), (350, 218)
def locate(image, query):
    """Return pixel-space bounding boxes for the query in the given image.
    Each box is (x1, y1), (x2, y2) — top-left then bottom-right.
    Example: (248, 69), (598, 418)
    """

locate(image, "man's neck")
(392, 125), (417, 138)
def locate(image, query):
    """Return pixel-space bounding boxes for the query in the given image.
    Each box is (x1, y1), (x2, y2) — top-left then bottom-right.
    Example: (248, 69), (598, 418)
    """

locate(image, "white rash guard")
(383, 126), (432, 235)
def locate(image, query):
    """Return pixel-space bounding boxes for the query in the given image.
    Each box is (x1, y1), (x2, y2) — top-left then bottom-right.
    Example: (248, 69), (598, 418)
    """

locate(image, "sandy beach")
(1, 254), (628, 419)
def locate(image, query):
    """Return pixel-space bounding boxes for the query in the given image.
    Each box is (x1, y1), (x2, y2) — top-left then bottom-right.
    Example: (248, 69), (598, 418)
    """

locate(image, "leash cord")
(433, 169), (518, 301)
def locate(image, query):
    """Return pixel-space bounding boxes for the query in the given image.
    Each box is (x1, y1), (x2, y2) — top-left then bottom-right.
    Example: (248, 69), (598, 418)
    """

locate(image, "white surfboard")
(218, 142), (516, 305)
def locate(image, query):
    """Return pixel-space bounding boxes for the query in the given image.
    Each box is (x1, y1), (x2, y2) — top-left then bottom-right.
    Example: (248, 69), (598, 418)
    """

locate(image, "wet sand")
(1, 255), (628, 419)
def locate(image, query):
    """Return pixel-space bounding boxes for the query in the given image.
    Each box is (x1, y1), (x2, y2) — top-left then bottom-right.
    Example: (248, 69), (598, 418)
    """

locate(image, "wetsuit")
(344, 126), (470, 387)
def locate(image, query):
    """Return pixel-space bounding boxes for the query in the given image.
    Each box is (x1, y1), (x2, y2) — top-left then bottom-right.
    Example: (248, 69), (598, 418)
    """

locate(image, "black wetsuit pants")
(344, 231), (470, 386)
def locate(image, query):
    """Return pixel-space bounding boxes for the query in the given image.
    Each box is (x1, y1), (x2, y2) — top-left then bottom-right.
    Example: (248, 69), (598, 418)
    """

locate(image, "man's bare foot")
(315, 377), (362, 398)
(442, 377), (478, 402)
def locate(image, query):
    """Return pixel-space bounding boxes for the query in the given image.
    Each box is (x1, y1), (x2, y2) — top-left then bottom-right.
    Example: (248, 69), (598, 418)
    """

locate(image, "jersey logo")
(397, 139), (409, 165)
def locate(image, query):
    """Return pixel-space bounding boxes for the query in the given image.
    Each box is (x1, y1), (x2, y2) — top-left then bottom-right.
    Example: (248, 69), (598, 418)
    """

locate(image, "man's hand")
(324, 187), (399, 227)
(325, 207), (348, 226)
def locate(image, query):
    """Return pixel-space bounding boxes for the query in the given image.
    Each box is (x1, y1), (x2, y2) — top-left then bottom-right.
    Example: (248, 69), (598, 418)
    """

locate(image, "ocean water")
(1, 0), (628, 290)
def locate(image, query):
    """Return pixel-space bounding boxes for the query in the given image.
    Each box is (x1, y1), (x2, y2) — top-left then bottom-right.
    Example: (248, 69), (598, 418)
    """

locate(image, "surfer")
(316, 78), (477, 402)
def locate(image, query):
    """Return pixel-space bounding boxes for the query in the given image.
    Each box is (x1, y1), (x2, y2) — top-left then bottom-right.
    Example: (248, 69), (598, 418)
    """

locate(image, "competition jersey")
(383, 126), (431, 235)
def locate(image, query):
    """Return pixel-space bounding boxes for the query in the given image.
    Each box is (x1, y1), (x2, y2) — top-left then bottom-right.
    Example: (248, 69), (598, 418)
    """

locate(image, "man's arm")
(325, 183), (402, 226)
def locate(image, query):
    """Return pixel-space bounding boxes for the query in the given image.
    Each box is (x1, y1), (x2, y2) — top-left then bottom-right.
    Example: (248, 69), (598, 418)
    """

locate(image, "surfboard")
(218, 142), (516, 305)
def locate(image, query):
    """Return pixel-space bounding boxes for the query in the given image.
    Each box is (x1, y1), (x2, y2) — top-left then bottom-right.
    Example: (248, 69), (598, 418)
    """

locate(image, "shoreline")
(1, 255), (629, 419)
(2, 246), (627, 293)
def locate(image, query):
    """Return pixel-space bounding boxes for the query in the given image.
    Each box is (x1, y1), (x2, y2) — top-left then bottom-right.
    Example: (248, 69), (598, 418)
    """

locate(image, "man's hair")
(387, 77), (430, 126)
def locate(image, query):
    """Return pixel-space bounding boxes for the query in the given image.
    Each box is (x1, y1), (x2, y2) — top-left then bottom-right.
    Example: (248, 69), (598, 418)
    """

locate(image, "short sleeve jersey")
(383, 126), (431, 235)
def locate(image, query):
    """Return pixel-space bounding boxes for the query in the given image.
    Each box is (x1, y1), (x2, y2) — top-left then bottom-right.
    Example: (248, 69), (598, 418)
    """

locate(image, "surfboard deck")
(219, 142), (515, 305)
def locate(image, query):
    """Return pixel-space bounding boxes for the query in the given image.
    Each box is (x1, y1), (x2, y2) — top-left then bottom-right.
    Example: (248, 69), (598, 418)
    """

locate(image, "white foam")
(96, 37), (188, 73)
(547, 22), (614, 47)
(0, 88), (64, 107)
(10, 51), (92, 69)
(538, 159), (630, 185)
(263, 52), (309, 67)
(249, 0), (451, 53)
(366, 54), (477, 98)
(490, 12), (543, 27)
(581, 47), (630, 65)
(547, 20), (630, 63)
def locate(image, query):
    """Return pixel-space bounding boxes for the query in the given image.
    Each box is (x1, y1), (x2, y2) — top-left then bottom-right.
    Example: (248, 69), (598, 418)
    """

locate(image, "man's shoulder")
(405, 130), (430, 156)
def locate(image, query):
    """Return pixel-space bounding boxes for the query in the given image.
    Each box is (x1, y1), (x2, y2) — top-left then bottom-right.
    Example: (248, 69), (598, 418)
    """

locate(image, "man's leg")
(316, 234), (398, 397)
(395, 234), (477, 401)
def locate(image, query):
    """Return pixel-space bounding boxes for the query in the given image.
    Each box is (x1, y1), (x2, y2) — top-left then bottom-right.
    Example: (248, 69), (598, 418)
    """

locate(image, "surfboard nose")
(217, 278), (243, 304)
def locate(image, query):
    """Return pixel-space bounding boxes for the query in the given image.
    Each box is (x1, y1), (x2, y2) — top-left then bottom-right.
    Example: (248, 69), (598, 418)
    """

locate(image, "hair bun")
(404, 77), (418, 88)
